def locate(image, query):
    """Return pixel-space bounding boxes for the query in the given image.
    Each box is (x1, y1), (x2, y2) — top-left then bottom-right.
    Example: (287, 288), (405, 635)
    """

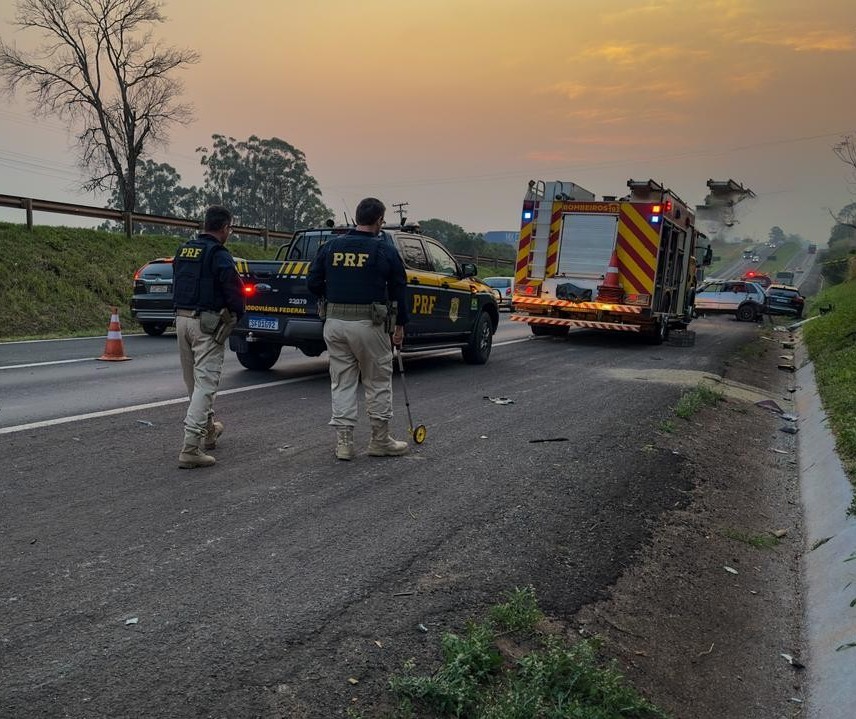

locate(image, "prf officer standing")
(308, 197), (409, 460)
(173, 205), (244, 469)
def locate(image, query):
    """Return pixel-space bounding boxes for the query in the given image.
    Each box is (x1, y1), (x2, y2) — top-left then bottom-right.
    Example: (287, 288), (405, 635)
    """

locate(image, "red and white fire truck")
(510, 179), (709, 343)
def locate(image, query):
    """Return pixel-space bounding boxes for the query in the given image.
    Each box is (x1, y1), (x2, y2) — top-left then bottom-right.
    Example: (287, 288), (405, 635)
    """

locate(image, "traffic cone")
(97, 306), (131, 361)
(596, 250), (624, 303)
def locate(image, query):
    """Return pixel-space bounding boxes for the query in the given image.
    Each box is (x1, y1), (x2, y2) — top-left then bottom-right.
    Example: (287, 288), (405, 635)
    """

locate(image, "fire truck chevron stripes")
(545, 207), (562, 277)
(515, 207), (534, 285)
(616, 203), (658, 295)
(510, 314), (641, 332)
(513, 297), (643, 314)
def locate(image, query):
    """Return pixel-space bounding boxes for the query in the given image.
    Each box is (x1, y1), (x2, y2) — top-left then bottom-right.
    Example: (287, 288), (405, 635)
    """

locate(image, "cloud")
(586, 43), (708, 66)
(740, 29), (856, 52)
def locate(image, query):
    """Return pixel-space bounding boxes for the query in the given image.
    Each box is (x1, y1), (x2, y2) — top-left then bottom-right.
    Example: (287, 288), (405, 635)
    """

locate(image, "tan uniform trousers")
(323, 318), (394, 427)
(176, 315), (226, 443)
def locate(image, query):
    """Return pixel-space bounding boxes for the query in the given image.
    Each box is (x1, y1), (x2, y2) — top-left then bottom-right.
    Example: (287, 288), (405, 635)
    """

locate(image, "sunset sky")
(1, 0), (854, 244)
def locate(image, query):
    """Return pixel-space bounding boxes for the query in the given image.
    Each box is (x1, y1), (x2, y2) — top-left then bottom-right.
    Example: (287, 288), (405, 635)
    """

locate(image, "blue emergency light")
(523, 209), (533, 221)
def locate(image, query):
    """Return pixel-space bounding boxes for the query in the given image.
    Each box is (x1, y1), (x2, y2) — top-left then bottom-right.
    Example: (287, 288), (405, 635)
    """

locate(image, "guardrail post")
(263, 228), (270, 251)
(25, 198), (33, 231)
(123, 212), (132, 237)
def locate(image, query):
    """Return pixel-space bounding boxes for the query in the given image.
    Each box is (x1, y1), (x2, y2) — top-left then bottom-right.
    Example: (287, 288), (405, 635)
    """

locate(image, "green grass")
(705, 238), (750, 277)
(0, 222), (276, 340)
(802, 277), (856, 484)
(381, 586), (669, 718)
(757, 239), (801, 276)
(723, 528), (781, 549)
(674, 384), (724, 419)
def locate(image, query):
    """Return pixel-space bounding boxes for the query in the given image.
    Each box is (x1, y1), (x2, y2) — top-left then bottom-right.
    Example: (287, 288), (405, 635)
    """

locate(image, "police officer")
(173, 205), (244, 469)
(308, 197), (409, 460)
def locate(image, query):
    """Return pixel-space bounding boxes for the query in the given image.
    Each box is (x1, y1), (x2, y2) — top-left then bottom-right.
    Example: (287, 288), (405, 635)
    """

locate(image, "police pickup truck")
(228, 224), (500, 370)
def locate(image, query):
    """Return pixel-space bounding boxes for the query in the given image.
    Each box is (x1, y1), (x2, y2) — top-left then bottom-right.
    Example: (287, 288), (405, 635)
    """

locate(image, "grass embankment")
(0, 223), (276, 341)
(802, 278), (856, 486)
(758, 239), (801, 277)
(705, 238), (749, 277)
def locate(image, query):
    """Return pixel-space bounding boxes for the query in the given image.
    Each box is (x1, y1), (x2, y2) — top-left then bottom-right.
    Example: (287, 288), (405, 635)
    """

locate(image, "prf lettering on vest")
(180, 247), (202, 259)
(412, 294), (437, 315)
(331, 252), (369, 267)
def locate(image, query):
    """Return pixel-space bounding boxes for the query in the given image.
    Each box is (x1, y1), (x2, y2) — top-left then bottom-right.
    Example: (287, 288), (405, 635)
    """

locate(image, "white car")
(482, 276), (514, 311)
(694, 280), (766, 322)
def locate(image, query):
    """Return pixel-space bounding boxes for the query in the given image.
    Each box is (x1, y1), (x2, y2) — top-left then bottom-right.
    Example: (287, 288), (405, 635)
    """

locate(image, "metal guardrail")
(0, 193), (517, 268)
(0, 193), (293, 249)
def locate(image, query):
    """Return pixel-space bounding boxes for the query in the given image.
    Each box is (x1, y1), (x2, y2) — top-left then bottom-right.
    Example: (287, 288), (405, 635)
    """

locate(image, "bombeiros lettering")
(331, 252), (370, 268)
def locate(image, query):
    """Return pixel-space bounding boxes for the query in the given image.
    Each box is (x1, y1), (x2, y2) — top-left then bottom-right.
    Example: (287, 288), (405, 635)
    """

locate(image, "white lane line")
(0, 336), (531, 435)
(0, 374), (327, 435)
(0, 358), (96, 370)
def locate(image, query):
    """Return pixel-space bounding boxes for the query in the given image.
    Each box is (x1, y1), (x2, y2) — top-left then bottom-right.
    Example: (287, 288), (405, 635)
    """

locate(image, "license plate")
(248, 317), (278, 331)
(149, 285), (169, 293)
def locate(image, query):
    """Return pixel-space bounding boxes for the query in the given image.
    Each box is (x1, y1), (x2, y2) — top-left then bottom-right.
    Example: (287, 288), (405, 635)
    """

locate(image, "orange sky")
(1, 0), (855, 243)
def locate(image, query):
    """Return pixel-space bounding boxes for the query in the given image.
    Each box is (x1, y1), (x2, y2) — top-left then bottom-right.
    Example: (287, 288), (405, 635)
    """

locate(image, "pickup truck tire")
(236, 343), (282, 371)
(142, 322), (168, 336)
(461, 311), (493, 364)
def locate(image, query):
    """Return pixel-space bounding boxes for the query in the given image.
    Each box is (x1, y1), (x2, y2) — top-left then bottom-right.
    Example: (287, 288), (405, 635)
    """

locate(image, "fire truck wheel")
(531, 324), (569, 337)
(645, 319), (669, 345)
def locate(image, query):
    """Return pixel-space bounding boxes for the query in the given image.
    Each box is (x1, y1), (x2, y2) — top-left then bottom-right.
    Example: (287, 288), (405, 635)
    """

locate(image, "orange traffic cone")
(97, 307), (131, 361)
(596, 250), (624, 303)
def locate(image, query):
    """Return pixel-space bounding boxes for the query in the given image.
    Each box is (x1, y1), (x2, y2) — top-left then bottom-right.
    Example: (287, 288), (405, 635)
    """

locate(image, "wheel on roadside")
(142, 322), (168, 336)
(462, 311), (493, 364)
(236, 343), (282, 370)
(736, 303), (758, 322)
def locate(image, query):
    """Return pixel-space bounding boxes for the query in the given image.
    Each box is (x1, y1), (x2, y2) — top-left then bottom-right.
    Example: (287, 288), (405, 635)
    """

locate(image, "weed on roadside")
(659, 420), (676, 434)
(386, 587), (669, 718)
(724, 528), (780, 550)
(675, 384), (724, 420)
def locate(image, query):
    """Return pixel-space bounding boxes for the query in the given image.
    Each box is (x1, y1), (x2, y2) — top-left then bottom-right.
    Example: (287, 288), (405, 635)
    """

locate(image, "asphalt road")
(0, 316), (760, 717)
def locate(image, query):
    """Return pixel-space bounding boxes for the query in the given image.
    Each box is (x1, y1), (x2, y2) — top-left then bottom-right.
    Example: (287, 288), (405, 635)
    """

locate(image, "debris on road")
(724, 566), (739, 575)
(755, 399), (784, 414)
(780, 426), (799, 435)
(124, 617), (139, 625)
(529, 437), (569, 443)
(136, 420), (154, 427)
(417, 623), (428, 633)
(780, 652), (805, 669)
(484, 396), (514, 405)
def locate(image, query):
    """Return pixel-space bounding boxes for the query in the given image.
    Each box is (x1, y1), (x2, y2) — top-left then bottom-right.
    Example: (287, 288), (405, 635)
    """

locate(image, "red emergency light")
(243, 284), (255, 297)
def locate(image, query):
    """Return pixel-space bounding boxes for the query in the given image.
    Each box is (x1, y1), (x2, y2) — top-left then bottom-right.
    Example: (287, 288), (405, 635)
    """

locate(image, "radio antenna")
(341, 198), (353, 226)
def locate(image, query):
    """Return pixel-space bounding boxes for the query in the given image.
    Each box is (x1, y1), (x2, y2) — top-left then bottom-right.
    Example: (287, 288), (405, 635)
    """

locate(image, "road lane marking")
(0, 374), (327, 435)
(0, 358), (96, 371)
(0, 337), (532, 435)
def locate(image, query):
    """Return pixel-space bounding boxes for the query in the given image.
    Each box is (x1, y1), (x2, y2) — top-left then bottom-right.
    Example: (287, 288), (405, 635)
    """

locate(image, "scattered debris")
(393, 590), (416, 597)
(374, 640), (383, 649)
(810, 537), (833, 551)
(755, 399), (784, 414)
(698, 642), (715, 656)
(789, 697), (804, 704)
(771, 448), (788, 454)
(407, 506), (417, 520)
(347, 677), (359, 685)
(780, 426), (799, 435)
(781, 413), (798, 422)
(480, 435), (488, 439)
(124, 617), (139, 625)
(770, 529), (788, 539)
(724, 566), (739, 575)
(780, 653), (805, 669)
(484, 396), (514, 405)
(29, 538), (37, 545)
(529, 437), (569, 443)
(277, 445), (292, 452)
(136, 420), (154, 427)
(180, 509), (189, 514)
(782, 341), (796, 349)
(417, 623), (429, 633)
(777, 364), (796, 373)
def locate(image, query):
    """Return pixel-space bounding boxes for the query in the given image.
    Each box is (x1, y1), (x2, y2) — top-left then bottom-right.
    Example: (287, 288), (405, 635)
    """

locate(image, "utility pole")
(392, 202), (409, 226)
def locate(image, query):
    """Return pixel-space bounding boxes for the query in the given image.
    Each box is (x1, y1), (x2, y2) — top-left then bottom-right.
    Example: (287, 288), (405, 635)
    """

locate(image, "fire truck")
(510, 179), (709, 343)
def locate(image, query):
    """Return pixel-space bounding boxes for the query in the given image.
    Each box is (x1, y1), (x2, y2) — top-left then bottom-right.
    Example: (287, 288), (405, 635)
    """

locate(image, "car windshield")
(484, 278), (511, 288)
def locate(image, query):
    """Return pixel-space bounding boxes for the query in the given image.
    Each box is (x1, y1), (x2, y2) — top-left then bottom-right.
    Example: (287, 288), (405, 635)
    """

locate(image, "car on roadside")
(740, 270), (772, 289)
(130, 257), (175, 335)
(482, 276), (514, 311)
(765, 284), (805, 318)
(693, 279), (766, 321)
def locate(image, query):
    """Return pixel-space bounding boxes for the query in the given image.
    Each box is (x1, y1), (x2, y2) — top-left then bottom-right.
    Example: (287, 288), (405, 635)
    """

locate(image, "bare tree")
(832, 135), (856, 228)
(0, 0), (198, 211)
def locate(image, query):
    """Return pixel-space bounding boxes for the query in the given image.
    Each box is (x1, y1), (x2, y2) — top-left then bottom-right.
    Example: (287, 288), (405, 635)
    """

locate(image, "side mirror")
(460, 262), (478, 278)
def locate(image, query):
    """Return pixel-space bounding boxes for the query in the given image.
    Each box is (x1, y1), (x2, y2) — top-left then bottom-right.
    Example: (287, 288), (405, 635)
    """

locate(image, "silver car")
(482, 276), (514, 311)
(694, 280), (766, 321)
